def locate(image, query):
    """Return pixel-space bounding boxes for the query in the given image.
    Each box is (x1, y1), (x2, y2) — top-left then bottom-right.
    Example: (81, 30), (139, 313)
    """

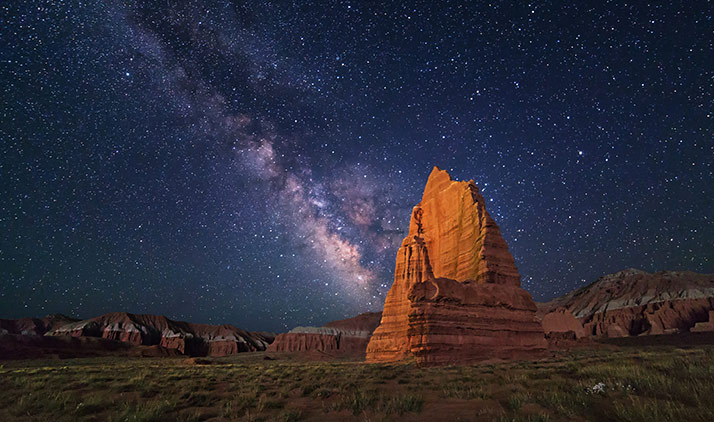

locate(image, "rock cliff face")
(412, 167), (521, 286)
(407, 278), (548, 364)
(366, 167), (546, 364)
(268, 312), (381, 357)
(539, 269), (714, 337)
(43, 312), (274, 356)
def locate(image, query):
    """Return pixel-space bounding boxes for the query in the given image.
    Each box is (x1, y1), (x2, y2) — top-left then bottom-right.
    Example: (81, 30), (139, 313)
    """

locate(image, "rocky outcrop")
(691, 311), (714, 332)
(539, 269), (714, 338)
(366, 167), (546, 364)
(0, 314), (78, 337)
(0, 333), (181, 360)
(540, 308), (586, 339)
(42, 312), (274, 356)
(268, 312), (381, 357)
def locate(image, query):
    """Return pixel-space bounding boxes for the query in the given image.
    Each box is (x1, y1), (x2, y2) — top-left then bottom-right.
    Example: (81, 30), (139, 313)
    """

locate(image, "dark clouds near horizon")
(2, 1), (712, 331)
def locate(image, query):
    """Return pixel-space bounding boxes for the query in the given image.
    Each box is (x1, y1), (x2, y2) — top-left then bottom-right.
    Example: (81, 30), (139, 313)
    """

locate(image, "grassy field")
(1, 344), (713, 421)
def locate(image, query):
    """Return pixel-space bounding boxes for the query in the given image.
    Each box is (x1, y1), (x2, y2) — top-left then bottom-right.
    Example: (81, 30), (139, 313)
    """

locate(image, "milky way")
(2, 1), (712, 331)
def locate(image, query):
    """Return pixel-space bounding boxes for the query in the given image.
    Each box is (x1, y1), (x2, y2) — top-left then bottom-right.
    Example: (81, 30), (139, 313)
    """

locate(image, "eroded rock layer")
(539, 269), (714, 337)
(366, 167), (546, 364)
(365, 237), (432, 362)
(0, 314), (78, 337)
(268, 312), (382, 357)
(407, 279), (548, 365)
(44, 312), (274, 356)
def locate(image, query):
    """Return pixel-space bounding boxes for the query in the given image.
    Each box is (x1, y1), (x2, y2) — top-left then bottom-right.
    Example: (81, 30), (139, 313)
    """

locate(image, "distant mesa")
(366, 166), (547, 365)
(539, 268), (714, 338)
(267, 311), (382, 358)
(0, 312), (274, 359)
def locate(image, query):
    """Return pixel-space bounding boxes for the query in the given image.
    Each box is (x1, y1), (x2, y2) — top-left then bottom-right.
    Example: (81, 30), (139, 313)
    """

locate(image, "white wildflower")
(586, 382), (607, 394)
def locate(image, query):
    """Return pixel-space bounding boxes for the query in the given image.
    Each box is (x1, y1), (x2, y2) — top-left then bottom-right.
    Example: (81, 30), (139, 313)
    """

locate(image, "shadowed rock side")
(539, 269), (714, 338)
(539, 308), (586, 339)
(366, 167), (546, 364)
(0, 314), (79, 337)
(0, 312), (275, 358)
(267, 312), (382, 357)
(0, 333), (182, 360)
(692, 311), (714, 332)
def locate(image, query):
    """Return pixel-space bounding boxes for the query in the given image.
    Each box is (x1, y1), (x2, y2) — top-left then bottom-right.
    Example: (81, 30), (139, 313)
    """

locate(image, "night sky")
(2, 1), (712, 332)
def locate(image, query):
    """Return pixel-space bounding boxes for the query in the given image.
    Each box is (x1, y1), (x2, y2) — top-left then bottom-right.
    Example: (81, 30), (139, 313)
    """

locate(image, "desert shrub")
(74, 392), (113, 416)
(181, 391), (219, 407)
(441, 382), (488, 400)
(610, 396), (684, 422)
(505, 392), (531, 411)
(112, 399), (176, 422)
(300, 383), (318, 396)
(380, 393), (424, 415)
(336, 388), (379, 415)
(527, 413), (551, 422)
(277, 409), (303, 422)
(311, 387), (334, 399)
(535, 389), (592, 417)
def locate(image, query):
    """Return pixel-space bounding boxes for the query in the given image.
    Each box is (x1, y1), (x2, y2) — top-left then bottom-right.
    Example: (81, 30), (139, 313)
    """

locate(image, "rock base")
(368, 278), (546, 365)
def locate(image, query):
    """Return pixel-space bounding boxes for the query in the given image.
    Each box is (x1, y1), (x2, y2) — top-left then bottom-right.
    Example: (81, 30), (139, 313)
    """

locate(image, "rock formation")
(691, 311), (714, 332)
(0, 332), (181, 360)
(0, 314), (78, 337)
(268, 312), (381, 357)
(539, 308), (586, 339)
(366, 167), (546, 365)
(0, 312), (275, 358)
(539, 269), (714, 337)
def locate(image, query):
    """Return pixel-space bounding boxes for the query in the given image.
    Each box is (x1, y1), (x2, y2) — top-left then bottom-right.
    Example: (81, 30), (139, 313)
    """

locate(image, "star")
(0, 0), (710, 330)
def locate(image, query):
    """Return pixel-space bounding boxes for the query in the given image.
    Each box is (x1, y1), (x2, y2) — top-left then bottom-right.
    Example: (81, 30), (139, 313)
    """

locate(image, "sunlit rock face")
(366, 167), (546, 365)
(411, 167), (521, 286)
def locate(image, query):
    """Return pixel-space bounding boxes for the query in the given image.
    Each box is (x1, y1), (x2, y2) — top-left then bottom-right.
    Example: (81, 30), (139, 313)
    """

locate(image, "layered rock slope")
(0, 314), (78, 337)
(539, 269), (714, 337)
(268, 312), (381, 357)
(366, 167), (546, 365)
(0, 312), (275, 357)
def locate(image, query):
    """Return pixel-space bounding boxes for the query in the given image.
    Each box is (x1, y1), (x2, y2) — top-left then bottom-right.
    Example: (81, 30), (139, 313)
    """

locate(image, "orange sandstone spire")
(366, 167), (545, 364)
(410, 166), (521, 285)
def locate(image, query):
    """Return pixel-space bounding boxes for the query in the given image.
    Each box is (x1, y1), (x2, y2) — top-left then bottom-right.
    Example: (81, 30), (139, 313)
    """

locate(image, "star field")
(1, 1), (712, 332)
